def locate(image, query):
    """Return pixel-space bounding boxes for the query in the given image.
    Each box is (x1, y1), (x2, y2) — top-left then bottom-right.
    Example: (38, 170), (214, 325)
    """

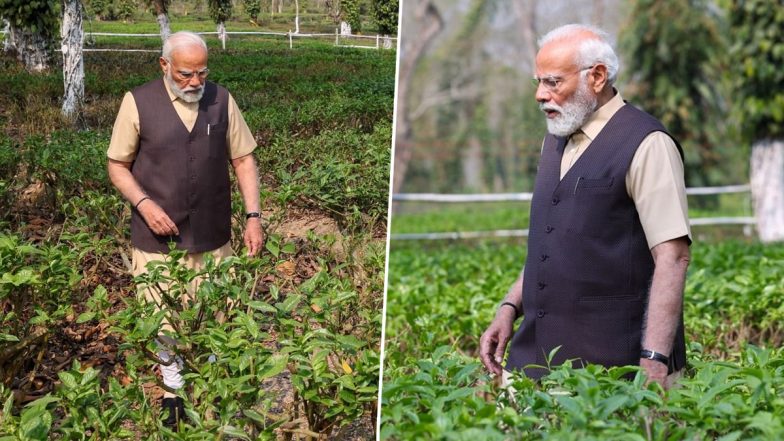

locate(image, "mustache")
(539, 103), (562, 113)
(182, 86), (203, 93)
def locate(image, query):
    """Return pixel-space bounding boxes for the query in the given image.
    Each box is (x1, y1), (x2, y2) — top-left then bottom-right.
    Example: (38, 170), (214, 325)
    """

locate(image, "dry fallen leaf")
(341, 360), (353, 375)
(276, 261), (296, 278)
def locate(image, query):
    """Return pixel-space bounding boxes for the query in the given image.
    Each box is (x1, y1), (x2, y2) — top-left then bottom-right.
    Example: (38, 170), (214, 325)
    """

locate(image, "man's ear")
(159, 56), (168, 75)
(590, 64), (609, 93)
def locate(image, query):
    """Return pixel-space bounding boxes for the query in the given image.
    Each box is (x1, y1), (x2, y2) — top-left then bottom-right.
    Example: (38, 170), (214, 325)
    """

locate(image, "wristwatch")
(640, 349), (669, 366)
(245, 212), (261, 220)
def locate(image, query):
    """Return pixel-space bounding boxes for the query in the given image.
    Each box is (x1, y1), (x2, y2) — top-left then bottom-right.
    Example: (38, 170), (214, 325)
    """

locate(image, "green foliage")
(208, 0), (233, 24)
(0, 22), (392, 438)
(371, 0), (398, 35)
(382, 240), (784, 439)
(84, 0), (136, 21)
(0, 0), (58, 39)
(0, 234), (81, 381)
(620, 0), (729, 187)
(342, 0), (361, 32)
(243, 0), (261, 21)
(727, 0), (784, 141)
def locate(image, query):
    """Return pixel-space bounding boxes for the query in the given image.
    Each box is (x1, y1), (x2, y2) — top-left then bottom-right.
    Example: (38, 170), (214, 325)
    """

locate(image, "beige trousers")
(131, 241), (234, 334)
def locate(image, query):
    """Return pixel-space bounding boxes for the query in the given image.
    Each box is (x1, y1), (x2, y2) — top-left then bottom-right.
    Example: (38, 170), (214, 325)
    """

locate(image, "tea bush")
(1, 24), (392, 438)
(382, 240), (784, 439)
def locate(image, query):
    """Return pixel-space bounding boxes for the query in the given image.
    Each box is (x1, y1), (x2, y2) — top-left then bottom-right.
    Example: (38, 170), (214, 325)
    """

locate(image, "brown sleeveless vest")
(505, 103), (687, 378)
(130, 79), (231, 253)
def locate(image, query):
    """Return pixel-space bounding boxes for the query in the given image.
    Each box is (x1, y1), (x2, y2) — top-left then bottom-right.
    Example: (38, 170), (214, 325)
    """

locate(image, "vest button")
(190, 156), (195, 162)
(540, 254), (548, 261)
(545, 225), (554, 233)
(537, 282), (546, 290)
(551, 197), (559, 205)
(536, 309), (545, 318)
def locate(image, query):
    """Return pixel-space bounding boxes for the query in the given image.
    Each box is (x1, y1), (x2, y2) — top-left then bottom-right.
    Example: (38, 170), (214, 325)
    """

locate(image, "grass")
(390, 192), (753, 235)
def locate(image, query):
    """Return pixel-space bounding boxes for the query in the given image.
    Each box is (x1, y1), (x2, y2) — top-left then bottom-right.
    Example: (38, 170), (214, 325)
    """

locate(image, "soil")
(3, 206), (377, 440)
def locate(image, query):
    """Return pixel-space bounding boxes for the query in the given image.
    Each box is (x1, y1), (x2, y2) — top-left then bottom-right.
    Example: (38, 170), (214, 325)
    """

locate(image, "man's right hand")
(137, 199), (179, 236)
(479, 307), (517, 376)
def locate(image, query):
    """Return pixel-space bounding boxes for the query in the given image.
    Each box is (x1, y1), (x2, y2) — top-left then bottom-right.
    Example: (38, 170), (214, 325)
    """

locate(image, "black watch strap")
(246, 212), (261, 219)
(640, 349), (669, 366)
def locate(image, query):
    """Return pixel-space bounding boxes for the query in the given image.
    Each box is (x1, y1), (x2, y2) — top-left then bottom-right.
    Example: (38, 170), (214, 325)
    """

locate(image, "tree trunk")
(152, 0), (171, 41)
(61, 0), (84, 121)
(4, 22), (51, 73)
(157, 13), (171, 41)
(294, 0), (300, 33)
(750, 138), (784, 242)
(462, 136), (484, 191)
(217, 22), (227, 50)
(393, 2), (443, 195)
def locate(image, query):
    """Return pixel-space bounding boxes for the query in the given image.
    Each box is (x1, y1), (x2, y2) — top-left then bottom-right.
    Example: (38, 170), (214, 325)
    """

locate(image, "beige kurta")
(559, 92), (691, 249)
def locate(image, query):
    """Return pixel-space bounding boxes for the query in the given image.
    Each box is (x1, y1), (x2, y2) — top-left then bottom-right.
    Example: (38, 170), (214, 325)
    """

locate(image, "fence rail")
(391, 184), (755, 240)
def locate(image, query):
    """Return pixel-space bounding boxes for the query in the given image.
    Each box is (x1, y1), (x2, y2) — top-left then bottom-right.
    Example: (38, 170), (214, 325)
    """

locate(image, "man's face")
(533, 41), (597, 137)
(160, 45), (208, 103)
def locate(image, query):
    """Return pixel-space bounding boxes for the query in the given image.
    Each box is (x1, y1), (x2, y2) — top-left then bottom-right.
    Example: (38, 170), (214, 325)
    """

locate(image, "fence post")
(335, 28), (339, 46)
(376, 34), (379, 49)
(289, 30), (293, 49)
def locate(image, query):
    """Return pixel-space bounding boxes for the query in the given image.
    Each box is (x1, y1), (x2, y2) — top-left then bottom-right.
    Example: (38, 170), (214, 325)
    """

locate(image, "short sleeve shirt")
(107, 78), (256, 162)
(559, 92), (691, 249)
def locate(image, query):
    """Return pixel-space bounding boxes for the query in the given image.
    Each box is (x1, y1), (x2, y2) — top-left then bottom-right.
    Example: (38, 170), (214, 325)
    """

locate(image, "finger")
(493, 334), (508, 366)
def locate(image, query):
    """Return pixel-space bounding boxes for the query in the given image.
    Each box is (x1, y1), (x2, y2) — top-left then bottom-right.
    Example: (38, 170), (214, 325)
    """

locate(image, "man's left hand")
(244, 218), (264, 256)
(640, 358), (669, 389)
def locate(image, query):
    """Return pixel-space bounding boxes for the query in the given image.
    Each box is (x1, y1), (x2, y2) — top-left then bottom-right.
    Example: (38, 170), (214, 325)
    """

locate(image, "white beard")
(165, 70), (204, 103)
(540, 79), (597, 137)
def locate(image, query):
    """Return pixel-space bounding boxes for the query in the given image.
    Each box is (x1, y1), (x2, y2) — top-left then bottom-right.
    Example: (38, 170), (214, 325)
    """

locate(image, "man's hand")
(137, 199), (179, 236)
(244, 217), (263, 256)
(479, 307), (517, 376)
(640, 358), (669, 389)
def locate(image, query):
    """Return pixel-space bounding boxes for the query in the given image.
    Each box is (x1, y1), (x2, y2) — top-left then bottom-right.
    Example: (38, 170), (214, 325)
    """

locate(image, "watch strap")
(640, 349), (669, 366)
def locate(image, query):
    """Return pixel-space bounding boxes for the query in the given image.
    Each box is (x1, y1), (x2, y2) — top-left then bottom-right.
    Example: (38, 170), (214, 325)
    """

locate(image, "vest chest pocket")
(207, 121), (229, 159)
(567, 176), (623, 238)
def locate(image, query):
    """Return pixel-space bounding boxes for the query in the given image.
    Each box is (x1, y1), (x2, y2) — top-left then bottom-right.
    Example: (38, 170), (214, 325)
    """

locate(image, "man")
(107, 31), (262, 428)
(479, 24), (691, 389)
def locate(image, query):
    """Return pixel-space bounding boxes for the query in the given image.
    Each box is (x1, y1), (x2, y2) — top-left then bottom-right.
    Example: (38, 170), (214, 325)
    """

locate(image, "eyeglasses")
(176, 68), (210, 80)
(532, 65), (595, 92)
(164, 58), (210, 80)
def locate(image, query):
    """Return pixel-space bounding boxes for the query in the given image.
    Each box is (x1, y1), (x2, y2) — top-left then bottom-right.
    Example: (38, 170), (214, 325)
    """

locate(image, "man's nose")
(535, 83), (550, 103)
(188, 75), (202, 88)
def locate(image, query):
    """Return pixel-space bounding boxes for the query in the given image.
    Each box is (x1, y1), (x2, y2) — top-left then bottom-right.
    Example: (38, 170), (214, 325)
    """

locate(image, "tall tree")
(728, 0), (784, 242)
(620, 0), (725, 188)
(208, 0), (232, 49)
(0, 0), (59, 72)
(393, 1), (442, 195)
(61, 0), (84, 121)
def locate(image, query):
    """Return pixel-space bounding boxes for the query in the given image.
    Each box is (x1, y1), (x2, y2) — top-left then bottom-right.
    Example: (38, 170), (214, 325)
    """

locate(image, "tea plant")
(382, 240), (784, 439)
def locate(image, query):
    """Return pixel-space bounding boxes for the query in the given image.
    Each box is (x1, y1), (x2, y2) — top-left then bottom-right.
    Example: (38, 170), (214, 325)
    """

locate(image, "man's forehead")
(535, 41), (578, 75)
(169, 44), (208, 65)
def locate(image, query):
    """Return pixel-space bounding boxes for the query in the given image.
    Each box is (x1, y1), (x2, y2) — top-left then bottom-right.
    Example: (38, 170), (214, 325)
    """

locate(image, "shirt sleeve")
(226, 93), (257, 159)
(626, 131), (692, 249)
(107, 92), (141, 162)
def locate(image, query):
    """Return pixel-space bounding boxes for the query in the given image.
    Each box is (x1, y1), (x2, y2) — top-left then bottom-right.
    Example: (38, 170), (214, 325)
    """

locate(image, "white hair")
(162, 31), (208, 60)
(538, 24), (619, 86)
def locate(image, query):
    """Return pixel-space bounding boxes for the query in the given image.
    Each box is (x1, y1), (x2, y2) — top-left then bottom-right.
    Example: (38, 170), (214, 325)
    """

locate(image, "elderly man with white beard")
(479, 24), (692, 390)
(106, 31), (262, 430)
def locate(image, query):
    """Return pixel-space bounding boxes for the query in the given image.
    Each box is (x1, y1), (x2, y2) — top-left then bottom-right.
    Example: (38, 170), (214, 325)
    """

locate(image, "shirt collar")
(579, 89), (625, 142)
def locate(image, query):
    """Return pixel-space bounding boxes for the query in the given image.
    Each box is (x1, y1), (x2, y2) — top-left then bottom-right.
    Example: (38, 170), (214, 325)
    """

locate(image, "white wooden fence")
(391, 184), (755, 240)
